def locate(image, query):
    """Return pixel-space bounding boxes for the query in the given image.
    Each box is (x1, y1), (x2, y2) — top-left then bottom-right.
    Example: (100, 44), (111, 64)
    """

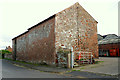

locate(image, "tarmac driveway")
(74, 57), (119, 76)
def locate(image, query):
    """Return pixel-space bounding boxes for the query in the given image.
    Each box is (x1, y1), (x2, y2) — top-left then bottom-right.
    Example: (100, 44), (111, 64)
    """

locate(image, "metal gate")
(76, 51), (93, 64)
(73, 51), (93, 67)
(70, 47), (93, 68)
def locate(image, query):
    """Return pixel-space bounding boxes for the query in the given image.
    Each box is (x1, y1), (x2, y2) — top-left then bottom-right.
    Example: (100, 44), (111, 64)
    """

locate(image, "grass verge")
(4, 58), (48, 67)
(95, 61), (104, 64)
(72, 69), (81, 71)
(0, 55), (2, 59)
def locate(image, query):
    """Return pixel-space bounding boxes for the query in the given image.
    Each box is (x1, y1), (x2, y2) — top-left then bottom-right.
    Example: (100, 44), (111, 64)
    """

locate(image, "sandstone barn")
(12, 2), (98, 66)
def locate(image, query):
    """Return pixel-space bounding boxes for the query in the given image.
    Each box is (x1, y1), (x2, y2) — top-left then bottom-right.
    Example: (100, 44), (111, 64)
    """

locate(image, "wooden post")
(67, 53), (71, 68)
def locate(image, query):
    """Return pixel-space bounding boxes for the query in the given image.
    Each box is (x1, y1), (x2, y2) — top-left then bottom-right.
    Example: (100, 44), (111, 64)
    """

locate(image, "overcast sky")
(0, 0), (119, 49)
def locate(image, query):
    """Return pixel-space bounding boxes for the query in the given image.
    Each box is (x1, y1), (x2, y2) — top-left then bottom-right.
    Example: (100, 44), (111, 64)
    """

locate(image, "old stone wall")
(12, 2), (98, 67)
(77, 3), (98, 58)
(12, 16), (56, 65)
(12, 40), (15, 60)
(27, 18), (56, 65)
(55, 3), (78, 51)
(4, 54), (12, 59)
(55, 2), (98, 58)
(16, 32), (28, 61)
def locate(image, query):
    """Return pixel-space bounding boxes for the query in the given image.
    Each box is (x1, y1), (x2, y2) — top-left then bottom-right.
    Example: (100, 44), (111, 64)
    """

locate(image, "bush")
(0, 50), (12, 54)
(57, 47), (71, 54)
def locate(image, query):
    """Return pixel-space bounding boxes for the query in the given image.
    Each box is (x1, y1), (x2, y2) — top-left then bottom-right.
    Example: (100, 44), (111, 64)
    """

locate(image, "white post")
(91, 54), (93, 64)
(71, 47), (74, 68)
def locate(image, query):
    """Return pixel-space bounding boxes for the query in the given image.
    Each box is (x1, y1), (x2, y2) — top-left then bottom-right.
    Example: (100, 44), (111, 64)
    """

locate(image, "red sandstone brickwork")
(12, 2), (98, 66)
(12, 16), (56, 65)
(77, 3), (98, 58)
(55, 2), (98, 58)
(99, 43), (120, 50)
(55, 3), (78, 50)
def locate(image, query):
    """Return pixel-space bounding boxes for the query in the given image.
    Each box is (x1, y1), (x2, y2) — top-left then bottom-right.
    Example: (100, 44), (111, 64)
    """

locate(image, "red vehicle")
(109, 49), (120, 57)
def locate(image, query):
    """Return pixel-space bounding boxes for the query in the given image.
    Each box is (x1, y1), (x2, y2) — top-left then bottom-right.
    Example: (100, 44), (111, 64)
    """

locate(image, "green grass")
(4, 58), (12, 60)
(0, 54), (2, 59)
(0, 56), (2, 59)
(95, 61), (104, 64)
(72, 69), (81, 71)
(4, 58), (49, 67)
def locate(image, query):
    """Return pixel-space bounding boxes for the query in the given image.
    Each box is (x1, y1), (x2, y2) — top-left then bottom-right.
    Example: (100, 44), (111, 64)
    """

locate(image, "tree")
(0, 50), (12, 59)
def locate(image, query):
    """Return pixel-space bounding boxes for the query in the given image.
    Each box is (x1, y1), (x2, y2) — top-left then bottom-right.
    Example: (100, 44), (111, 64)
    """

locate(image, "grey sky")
(0, 0), (119, 49)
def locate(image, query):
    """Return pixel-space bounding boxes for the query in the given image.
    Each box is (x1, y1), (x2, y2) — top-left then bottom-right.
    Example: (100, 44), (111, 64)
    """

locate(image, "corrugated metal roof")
(97, 34), (103, 41)
(98, 38), (120, 44)
(103, 34), (118, 40)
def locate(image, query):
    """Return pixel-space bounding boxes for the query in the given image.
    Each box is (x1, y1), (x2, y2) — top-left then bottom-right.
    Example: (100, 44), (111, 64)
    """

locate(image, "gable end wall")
(55, 2), (98, 58)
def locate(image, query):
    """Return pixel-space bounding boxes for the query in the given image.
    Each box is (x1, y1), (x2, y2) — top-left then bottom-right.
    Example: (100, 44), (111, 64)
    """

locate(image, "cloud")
(0, 40), (11, 49)
(0, 0), (119, 49)
(0, 35), (12, 50)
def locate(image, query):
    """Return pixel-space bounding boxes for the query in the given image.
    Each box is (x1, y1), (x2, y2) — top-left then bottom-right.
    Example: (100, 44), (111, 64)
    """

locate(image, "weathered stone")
(12, 2), (98, 67)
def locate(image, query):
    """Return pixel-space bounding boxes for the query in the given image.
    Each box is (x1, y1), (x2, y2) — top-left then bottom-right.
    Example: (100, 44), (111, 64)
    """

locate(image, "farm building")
(97, 34), (103, 41)
(12, 2), (98, 67)
(98, 34), (120, 57)
(5, 46), (12, 52)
